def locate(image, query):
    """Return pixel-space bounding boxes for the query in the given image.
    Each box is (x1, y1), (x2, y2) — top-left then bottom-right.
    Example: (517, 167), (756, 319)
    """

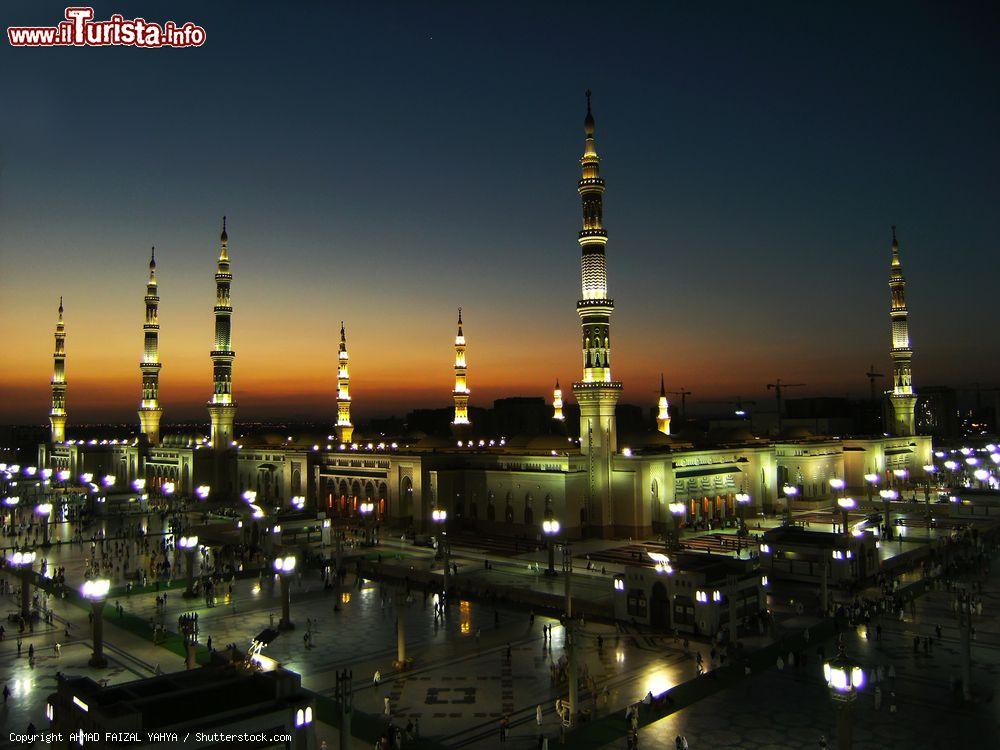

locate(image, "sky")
(1, 1), (998, 425)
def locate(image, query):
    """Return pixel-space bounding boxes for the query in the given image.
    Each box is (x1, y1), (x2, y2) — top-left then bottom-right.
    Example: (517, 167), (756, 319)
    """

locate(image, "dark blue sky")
(1, 1), (998, 421)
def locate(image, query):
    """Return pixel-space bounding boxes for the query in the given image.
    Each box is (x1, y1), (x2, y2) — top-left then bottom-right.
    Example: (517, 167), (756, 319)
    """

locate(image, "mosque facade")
(37, 96), (932, 539)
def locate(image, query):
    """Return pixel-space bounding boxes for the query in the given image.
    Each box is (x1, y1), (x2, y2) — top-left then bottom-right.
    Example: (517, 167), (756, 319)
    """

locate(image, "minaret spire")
(888, 226), (916, 436)
(207, 216), (237, 449)
(572, 91), (623, 532)
(336, 321), (354, 443)
(49, 297), (67, 443)
(553, 378), (565, 421)
(657, 374), (671, 435)
(138, 246), (164, 444)
(452, 307), (471, 435)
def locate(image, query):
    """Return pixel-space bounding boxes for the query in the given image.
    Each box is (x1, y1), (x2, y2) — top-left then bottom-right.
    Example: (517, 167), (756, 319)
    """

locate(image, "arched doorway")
(399, 476), (413, 518)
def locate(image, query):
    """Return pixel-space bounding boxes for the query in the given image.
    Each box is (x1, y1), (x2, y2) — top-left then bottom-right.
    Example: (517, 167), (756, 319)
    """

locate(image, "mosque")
(37, 95), (932, 539)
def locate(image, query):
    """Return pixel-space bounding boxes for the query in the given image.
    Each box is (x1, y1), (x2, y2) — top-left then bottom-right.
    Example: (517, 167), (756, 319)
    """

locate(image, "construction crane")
(766, 379), (805, 432)
(666, 388), (692, 421)
(865, 364), (885, 401)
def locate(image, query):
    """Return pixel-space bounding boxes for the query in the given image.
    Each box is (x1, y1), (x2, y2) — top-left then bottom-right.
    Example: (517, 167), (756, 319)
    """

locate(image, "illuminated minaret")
(49, 297), (67, 443)
(452, 307), (471, 434)
(572, 91), (622, 533)
(138, 247), (163, 445)
(207, 217), (237, 448)
(888, 226), (917, 437)
(336, 321), (354, 443)
(553, 379), (565, 421)
(657, 374), (671, 436)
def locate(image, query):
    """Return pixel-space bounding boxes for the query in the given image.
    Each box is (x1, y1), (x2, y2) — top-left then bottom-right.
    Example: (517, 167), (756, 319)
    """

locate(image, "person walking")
(499, 715), (509, 743)
(374, 669), (381, 687)
(536, 704), (543, 727)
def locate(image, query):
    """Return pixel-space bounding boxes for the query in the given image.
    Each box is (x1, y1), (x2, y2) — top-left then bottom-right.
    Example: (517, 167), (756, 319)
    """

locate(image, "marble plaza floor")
(3, 507), (999, 749)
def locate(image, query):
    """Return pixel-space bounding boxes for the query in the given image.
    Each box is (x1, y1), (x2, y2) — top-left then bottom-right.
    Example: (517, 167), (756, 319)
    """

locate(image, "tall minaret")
(49, 297), (67, 443)
(888, 226), (917, 437)
(138, 247), (163, 445)
(451, 307), (471, 434)
(207, 217), (237, 448)
(572, 91), (622, 534)
(553, 379), (565, 421)
(657, 374), (671, 436)
(336, 321), (354, 443)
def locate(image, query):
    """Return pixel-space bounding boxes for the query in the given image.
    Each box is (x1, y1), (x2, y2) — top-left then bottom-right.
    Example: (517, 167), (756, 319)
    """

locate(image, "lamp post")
(35, 502), (52, 547)
(7, 550), (36, 622)
(178, 535), (199, 598)
(3, 495), (19, 528)
(829, 477), (845, 508)
(542, 518), (560, 576)
(781, 485), (798, 526)
(273, 554), (297, 630)
(735, 493), (750, 558)
(82, 578), (111, 667)
(863, 473), (879, 505)
(358, 501), (374, 546)
(922, 464), (936, 503)
(823, 646), (864, 750)
(892, 468), (908, 495)
(836, 497), (856, 539)
(878, 490), (897, 540)
(667, 501), (685, 554)
(333, 527), (344, 612)
(564, 539), (577, 729)
(973, 468), (990, 489)
(432, 508), (449, 599)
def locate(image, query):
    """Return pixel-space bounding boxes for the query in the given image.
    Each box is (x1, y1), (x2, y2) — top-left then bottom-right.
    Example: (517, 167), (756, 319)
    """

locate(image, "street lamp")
(273, 554), (297, 630)
(782, 484), (798, 526)
(3, 495), (19, 527)
(7, 550), (36, 622)
(823, 646), (865, 750)
(878, 489), (898, 540)
(82, 578), (111, 667)
(892, 468), (908, 494)
(863, 473), (879, 504)
(195, 485), (211, 500)
(178, 535), (199, 598)
(735, 493), (750, 557)
(836, 497), (856, 538)
(432, 508), (450, 598)
(829, 478), (845, 495)
(35, 502), (52, 547)
(542, 518), (560, 576)
(667, 501), (685, 554)
(359, 500), (375, 545)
